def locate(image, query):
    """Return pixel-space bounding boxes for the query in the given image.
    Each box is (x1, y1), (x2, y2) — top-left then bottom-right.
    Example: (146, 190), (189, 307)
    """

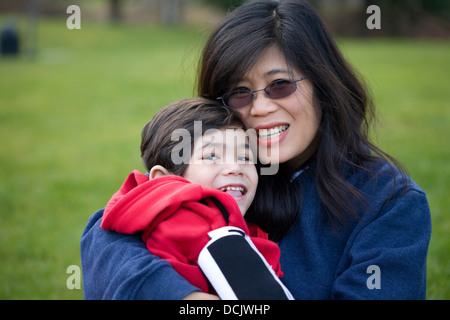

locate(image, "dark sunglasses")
(217, 76), (309, 109)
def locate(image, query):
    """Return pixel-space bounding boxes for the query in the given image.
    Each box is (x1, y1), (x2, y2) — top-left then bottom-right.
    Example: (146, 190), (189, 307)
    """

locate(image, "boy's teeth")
(258, 125), (288, 139)
(220, 186), (245, 194)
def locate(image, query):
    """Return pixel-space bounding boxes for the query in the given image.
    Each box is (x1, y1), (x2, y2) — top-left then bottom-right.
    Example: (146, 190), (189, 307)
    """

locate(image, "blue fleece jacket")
(80, 159), (431, 299)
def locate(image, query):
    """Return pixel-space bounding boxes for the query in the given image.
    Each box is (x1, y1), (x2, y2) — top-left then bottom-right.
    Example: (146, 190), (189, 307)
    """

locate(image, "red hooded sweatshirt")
(101, 170), (283, 293)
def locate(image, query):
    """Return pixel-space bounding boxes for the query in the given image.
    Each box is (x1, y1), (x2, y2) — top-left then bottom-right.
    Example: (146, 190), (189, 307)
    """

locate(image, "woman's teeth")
(257, 125), (289, 140)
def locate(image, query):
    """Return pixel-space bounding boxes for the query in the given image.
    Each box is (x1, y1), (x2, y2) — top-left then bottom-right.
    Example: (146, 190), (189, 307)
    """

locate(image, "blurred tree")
(314, 0), (449, 37)
(422, 0), (450, 18)
(361, 0), (450, 36)
(159, 0), (184, 25)
(110, 0), (122, 22)
(26, 0), (40, 58)
(107, 0), (186, 25)
(201, 0), (246, 12)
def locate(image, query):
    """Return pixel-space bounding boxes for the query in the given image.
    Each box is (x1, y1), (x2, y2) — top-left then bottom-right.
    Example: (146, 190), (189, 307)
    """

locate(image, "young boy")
(100, 98), (293, 299)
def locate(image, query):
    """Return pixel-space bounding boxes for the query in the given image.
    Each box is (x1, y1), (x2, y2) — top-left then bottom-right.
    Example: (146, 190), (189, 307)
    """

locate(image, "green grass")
(0, 17), (449, 299)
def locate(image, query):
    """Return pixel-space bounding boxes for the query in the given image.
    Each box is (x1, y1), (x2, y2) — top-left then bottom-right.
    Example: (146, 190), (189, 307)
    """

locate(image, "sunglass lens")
(226, 90), (253, 109)
(266, 80), (296, 99)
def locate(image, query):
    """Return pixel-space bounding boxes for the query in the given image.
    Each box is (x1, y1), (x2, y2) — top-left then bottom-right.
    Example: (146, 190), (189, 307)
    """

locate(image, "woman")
(81, 0), (431, 299)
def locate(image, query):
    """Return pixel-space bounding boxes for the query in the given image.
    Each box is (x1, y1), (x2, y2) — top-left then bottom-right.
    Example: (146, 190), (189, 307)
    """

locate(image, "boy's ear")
(149, 165), (171, 180)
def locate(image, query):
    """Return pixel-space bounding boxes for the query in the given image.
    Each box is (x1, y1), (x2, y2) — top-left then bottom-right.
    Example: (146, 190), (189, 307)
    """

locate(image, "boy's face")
(183, 128), (258, 216)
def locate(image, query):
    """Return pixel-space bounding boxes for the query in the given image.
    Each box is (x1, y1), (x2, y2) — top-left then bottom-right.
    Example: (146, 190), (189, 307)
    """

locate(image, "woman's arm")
(80, 209), (200, 300)
(331, 189), (431, 299)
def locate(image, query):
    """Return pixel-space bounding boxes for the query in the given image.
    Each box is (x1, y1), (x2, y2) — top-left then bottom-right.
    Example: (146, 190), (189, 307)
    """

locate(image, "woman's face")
(231, 46), (320, 169)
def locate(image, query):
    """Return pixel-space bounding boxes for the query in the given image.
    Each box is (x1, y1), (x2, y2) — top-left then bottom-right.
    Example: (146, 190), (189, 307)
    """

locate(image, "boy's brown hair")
(141, 97), (248, 176)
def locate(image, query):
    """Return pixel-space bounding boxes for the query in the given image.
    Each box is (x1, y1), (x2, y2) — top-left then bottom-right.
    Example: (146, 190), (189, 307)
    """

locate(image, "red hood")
(101, 170), (250, 236)
(100, 170), (283, 292)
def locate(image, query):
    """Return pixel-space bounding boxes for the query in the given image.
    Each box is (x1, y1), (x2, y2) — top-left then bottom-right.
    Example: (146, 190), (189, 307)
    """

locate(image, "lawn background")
(0, 15), (449, 299)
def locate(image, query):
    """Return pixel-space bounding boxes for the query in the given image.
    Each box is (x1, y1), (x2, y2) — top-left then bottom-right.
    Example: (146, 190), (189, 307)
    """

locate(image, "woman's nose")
(249, 91), (278, 117)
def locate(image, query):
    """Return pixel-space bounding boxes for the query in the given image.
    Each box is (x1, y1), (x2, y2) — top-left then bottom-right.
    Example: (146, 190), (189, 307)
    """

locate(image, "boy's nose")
(223, 162), (244, 176)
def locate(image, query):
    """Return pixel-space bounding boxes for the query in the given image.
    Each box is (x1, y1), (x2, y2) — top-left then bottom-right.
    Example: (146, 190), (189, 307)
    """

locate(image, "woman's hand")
(183, 292), (220, 300)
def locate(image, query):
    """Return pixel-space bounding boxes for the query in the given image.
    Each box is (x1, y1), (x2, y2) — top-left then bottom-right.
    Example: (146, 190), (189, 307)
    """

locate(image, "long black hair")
(141, 98), (246, 175)
(198, 0), (405, 233)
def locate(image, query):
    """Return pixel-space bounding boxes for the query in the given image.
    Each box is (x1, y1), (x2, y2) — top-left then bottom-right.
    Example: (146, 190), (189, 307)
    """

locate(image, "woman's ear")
(149, 165), (171, 180)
